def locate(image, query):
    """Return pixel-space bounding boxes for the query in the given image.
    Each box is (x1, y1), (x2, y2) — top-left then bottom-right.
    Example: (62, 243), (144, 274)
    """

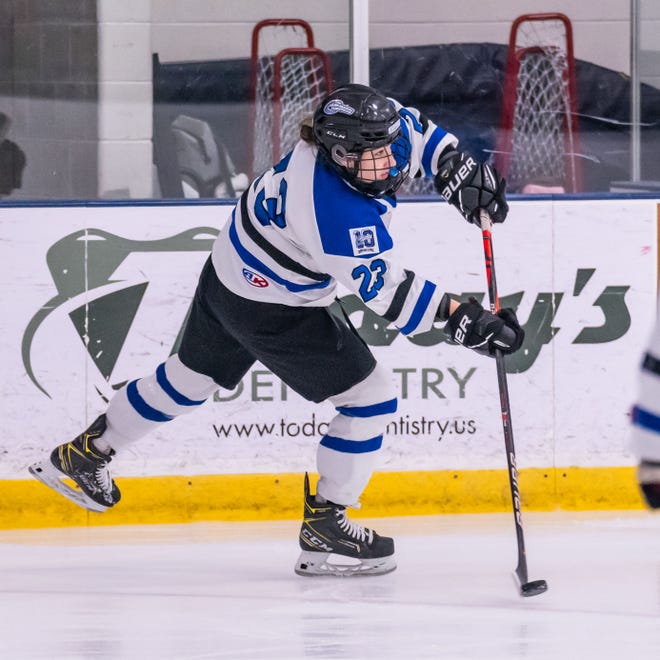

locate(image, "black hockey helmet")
(312, 84), (411, 197)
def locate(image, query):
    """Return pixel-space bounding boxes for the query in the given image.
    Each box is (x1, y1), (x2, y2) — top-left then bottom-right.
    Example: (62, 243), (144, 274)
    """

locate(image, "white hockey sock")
(100, 355), (218, 452)
(316, 363), (397, 505)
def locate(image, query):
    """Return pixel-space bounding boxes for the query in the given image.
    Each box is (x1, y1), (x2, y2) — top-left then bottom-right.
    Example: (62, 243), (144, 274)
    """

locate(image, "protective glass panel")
(636, 0), (660, 189)
(1, 3), (660, 200)
(369, 2), (660, 197)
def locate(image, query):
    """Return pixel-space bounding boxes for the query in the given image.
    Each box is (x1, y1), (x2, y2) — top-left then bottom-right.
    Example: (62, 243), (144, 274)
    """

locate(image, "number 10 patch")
(349, 226), (379, 256)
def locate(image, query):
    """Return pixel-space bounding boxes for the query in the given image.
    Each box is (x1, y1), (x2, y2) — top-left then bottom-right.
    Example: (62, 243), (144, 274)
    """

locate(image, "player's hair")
(300, 116), (314, 143)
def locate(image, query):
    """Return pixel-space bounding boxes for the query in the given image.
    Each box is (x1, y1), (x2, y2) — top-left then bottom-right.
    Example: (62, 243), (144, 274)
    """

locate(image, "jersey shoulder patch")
(312, 159), (393, 258)
(348, 226), (380, 256)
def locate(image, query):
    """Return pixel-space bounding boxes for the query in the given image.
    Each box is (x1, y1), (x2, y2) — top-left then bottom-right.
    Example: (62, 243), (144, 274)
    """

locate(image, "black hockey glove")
(438, 295), (524, 357)
(638, 460), (660, 508)
(434, 150), (509, 225)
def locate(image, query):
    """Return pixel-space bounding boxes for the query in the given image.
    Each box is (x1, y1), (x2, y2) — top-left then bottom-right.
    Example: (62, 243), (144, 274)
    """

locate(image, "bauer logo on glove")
(437, 155), (478, 202)
(441, 296), (524, 357)
(434, 150), (509, 225)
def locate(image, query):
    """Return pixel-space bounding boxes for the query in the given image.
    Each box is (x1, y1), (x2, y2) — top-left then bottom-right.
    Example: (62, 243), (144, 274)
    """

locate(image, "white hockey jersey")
(212, 101), (457, 338)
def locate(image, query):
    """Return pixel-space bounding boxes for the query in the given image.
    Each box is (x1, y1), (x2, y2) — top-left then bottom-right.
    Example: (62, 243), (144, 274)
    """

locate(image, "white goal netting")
(251, 20), (332, 176)
(496, 13), (581, 192)
(274, 49), (332, 165)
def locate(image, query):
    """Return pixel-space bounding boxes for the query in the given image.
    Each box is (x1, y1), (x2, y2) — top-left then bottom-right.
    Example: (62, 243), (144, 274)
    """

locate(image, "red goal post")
(495, 13), (582, 193)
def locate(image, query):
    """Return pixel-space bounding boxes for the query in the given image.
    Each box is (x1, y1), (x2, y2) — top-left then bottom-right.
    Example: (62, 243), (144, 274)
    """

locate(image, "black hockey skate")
(294, 473), (396, 577)
(29, 414), (121, 513)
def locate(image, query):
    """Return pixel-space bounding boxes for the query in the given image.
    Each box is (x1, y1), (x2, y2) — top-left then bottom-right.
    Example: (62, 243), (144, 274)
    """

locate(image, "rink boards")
(0, 197), (657, 527)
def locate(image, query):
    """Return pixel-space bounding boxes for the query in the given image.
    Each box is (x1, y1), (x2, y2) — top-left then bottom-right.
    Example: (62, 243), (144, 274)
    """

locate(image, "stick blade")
(520, 579), (548, 597)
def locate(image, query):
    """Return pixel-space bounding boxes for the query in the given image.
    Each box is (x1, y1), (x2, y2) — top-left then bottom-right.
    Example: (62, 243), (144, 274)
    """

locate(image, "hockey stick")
(479, 210), (548, 597)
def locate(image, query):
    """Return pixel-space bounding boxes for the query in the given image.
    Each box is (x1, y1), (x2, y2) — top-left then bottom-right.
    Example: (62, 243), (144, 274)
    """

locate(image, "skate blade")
(294, 550), (397, 577)
(28, 460), (109, 513)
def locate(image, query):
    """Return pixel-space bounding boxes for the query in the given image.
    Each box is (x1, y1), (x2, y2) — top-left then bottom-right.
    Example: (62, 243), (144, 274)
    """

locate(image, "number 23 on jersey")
(352, 258), (387, 302)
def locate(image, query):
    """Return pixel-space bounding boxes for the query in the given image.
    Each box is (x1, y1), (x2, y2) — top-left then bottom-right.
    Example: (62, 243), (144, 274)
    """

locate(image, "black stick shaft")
(479, 211), (530, 587)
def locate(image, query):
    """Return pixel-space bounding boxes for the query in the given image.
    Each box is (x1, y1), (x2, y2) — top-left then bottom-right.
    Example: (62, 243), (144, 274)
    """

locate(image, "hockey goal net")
(494, 13), (581, 192)
(250, 19), (333, 177)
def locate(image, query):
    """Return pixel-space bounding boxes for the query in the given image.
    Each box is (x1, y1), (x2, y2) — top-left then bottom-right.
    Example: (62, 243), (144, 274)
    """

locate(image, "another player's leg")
(29, 354), (218, 512)
(632, 325), (660, 508)
(295, 363), (398, 577)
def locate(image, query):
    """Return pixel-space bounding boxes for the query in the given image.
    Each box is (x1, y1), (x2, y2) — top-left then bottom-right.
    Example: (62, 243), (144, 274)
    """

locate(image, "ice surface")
(1, 511), (659, 659)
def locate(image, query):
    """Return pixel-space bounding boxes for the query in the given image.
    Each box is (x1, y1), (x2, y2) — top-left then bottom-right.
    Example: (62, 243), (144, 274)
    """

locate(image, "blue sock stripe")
(319, 435), (383, 454)
(156, 363), (206, 407)
(336, 398), (398, 418)
(127, 380), (174, 423)
(632, 405), (660, 433)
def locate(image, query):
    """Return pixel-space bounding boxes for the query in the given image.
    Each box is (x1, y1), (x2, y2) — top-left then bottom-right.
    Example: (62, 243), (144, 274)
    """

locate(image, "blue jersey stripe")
(399, 280), (437, 335)
(632, 405), (660, 433)
(229, 217), (331, 293)
(320, 434), (383, 454)
(127, 380), (174, 423)
(336, 398), (398, 418)
(421, 128), (446, 175)
(398, 117), (411, 144)
(156, 363), (206, 407)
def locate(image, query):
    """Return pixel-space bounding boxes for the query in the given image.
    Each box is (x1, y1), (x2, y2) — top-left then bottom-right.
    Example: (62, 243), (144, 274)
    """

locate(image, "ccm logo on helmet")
(324, 99), (356, 116)
(242, 268), (269, 288)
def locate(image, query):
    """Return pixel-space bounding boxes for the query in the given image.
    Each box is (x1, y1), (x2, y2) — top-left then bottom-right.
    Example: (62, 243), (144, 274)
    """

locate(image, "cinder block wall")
(0, 0), (98, 199)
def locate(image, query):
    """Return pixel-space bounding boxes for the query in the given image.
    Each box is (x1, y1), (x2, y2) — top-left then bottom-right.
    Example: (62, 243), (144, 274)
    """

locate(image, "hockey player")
(29, 84), (523, 577)
(631, 307), (660, 508)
